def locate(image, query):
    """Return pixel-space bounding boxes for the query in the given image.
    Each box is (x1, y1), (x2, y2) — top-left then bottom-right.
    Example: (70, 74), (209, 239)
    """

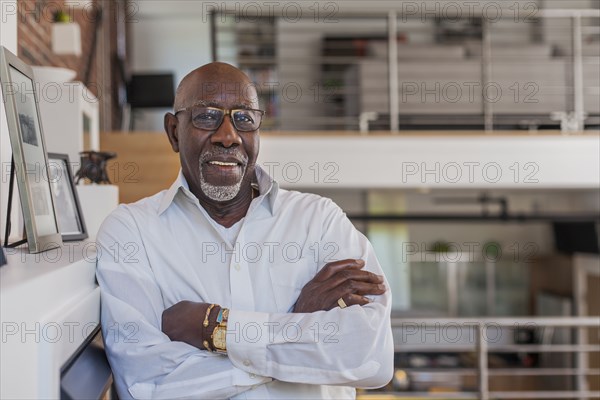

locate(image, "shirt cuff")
(230, 365), (272, 387)
(226, 310), (271, 377)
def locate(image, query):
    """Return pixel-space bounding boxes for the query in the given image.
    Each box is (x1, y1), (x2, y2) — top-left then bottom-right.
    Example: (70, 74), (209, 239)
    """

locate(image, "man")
(96, 62), (393, 399)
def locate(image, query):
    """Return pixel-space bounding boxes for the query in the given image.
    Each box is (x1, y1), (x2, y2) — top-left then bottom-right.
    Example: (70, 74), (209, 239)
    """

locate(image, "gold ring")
(337, 297), (348, 309)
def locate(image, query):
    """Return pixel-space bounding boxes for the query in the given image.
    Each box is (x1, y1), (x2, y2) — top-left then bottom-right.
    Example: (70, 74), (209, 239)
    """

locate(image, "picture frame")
(47, 153), (88, 241)
(0, 46), (63, 253)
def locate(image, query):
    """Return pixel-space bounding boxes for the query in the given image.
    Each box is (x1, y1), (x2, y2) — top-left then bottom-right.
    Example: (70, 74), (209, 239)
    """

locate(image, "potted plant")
(51, 10), (82, 56)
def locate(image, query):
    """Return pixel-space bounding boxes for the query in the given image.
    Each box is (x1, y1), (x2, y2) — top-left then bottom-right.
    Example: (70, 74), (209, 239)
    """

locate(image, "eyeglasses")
(174, 105), (265, 132)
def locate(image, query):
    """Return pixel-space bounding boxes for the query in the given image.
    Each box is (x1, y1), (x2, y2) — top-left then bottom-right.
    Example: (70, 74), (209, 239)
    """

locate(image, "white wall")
(130, 1), (212, 131)
(1, 0), (19, 243)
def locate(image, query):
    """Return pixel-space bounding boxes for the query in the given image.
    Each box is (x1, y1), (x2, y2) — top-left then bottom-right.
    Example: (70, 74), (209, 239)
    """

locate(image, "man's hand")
(162, 301), (219, 350)
(292, 259), (386, 313)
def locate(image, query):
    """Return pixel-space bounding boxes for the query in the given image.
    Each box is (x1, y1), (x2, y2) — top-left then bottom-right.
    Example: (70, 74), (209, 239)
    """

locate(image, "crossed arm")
(162, 258), (387, 351)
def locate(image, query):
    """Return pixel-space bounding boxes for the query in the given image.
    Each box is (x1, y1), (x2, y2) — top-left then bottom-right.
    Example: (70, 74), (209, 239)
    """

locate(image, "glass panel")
(368, 224), (411, 311)
(495, 260), (530, 316)
(409, 261), (449, 314)
(457, 261), (488, 317)
(401, 257), (530, 317)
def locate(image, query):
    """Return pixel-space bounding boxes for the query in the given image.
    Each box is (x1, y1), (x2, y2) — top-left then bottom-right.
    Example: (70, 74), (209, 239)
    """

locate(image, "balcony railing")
(367, 316), (600, 399)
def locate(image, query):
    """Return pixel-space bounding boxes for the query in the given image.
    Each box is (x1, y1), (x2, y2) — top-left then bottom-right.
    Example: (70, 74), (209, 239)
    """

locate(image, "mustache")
(199, 148), (249, 165)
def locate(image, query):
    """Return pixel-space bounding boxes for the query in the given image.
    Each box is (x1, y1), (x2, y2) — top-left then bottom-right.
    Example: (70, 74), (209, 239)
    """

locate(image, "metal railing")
(213, 6), (600, 132)
(382, 8), (600, 133)
(385, 316), (600, 399)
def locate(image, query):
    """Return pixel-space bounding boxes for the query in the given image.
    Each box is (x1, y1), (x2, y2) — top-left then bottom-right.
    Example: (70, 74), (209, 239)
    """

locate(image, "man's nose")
(211, 115), (242, 147)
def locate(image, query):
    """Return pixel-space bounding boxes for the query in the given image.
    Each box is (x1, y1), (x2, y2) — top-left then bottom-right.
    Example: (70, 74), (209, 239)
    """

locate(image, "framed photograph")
(47, 153), (88, 241)
(0, 46), (62, 253)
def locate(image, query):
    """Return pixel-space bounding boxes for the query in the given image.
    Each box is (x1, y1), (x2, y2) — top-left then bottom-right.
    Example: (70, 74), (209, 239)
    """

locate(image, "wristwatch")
(212, 308), (229, 354)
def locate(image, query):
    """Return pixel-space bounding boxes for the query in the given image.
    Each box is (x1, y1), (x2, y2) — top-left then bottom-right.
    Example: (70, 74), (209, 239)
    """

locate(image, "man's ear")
(164, 112), (180, 153)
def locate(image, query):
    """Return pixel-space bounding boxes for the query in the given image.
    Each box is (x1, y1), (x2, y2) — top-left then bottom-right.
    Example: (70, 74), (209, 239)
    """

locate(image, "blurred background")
(1, 0), (599, 398)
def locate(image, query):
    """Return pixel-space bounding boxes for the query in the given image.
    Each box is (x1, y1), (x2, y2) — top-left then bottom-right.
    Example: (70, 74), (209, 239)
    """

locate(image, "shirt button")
(243, 360), (251, 366)
(234, 264), (241, 271)
(249, 373), (256, 379)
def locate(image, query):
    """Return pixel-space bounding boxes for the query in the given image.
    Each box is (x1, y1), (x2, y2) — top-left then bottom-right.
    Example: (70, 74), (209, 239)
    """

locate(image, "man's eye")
(234, 113), (253, 123)
(196, 113), (218, 121)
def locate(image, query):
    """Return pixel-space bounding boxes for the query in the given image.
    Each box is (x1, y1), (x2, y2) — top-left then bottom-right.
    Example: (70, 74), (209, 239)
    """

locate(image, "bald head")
(173, 62), (257, 111)
(164, 61), (261, 214)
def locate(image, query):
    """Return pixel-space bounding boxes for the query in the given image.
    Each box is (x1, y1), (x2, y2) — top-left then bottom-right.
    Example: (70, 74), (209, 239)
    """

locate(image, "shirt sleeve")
(96, 207), (272, 400)
(226, 199), (394, 389)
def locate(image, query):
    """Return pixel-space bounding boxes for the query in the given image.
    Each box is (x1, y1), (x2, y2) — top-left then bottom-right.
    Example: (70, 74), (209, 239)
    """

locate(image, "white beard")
(199, 180), (243, 202)
(199, 164), (246, 202)
(198, 148), (249, 202)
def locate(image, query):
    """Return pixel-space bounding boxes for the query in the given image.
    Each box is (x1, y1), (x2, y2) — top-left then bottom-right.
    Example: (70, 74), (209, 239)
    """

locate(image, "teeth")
(209, 161), (238, 166)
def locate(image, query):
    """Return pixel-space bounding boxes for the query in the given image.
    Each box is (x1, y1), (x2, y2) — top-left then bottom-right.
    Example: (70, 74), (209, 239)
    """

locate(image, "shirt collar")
(158, 164), (279, 216)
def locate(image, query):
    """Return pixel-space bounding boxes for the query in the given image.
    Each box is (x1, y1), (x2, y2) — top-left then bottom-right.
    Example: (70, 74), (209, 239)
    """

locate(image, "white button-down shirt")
(96, 166), (393, 399)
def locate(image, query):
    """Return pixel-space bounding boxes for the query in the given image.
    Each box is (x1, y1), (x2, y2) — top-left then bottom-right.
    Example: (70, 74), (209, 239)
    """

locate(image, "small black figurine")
(75, 151), (117, 184)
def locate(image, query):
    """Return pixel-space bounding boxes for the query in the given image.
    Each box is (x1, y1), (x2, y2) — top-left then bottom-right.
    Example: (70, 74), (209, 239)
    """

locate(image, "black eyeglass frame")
(174, 105), (266, 132)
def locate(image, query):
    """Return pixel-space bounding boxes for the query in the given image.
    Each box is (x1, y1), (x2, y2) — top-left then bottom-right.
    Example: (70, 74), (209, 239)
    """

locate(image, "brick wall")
(16, 0), (126, 130)
(17, 0), (98, 94)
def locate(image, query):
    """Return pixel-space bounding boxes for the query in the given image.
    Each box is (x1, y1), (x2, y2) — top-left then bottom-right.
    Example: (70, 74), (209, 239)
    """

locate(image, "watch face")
(213, 327), (227, 349)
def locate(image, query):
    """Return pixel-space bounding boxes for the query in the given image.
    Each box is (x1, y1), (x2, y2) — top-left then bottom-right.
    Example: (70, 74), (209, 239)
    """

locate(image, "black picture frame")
(0, 46), (63, 253)
(47, 153), (88, 241)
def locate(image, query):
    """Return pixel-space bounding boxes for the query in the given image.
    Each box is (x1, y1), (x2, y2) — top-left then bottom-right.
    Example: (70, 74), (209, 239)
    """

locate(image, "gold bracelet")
(203, 304), (215, 328)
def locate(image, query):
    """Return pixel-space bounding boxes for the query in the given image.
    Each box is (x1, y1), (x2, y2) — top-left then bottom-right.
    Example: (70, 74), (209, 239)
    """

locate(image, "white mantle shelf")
(1, 243), (98, 399)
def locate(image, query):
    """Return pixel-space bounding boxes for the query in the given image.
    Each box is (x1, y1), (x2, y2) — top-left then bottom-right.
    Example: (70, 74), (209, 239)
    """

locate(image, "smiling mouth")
(208, 160), (239, 166)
